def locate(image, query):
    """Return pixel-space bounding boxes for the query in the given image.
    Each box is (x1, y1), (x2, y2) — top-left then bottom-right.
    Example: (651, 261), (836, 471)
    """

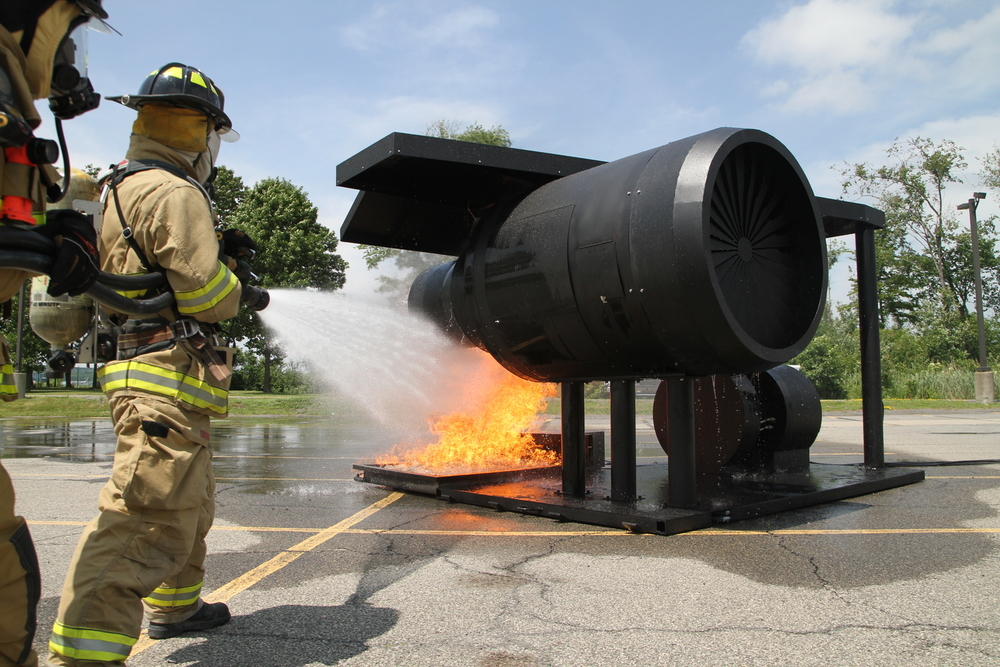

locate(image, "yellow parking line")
(928, 475), (1000, 479)
(27, 521), (1000, 537)
(10, 473), (354, 482)
(205, 492), (405, 603)
(128, 492), (404, 659)
(691, 528), (1000, 535)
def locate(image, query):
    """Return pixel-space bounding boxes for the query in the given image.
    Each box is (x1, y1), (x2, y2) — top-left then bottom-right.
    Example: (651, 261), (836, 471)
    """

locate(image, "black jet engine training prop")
(339, 128), (923, 535)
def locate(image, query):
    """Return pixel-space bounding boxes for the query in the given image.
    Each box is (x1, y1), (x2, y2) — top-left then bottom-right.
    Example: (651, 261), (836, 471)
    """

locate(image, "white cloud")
(781, 69), (871, 114)
(746, 0), (914, 71)
(340, 2), (499, 52)
(741, 0), (999, 115)
(917, 5), (1000, 95)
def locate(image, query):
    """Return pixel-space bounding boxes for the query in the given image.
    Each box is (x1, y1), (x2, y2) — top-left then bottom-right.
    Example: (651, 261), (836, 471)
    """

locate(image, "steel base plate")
(353, 463), (924, 536)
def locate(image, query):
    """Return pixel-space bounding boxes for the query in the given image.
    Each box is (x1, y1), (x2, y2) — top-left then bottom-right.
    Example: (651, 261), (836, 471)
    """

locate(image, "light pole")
(957, 192), (994, 403)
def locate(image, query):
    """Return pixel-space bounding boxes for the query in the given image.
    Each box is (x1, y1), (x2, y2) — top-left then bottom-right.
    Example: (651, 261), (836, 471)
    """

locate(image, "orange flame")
(376, 353), (559, 474)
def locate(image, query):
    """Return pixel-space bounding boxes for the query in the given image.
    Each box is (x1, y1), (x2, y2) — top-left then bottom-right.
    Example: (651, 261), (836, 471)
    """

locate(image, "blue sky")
(54, 0), (1000, 301)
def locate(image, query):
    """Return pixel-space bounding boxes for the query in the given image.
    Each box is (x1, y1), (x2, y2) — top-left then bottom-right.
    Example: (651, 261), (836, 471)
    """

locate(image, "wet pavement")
(4, 407), (1000, 666)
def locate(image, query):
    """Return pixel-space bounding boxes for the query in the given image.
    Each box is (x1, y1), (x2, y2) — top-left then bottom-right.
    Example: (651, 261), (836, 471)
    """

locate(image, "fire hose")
(0, 227), (267, 315)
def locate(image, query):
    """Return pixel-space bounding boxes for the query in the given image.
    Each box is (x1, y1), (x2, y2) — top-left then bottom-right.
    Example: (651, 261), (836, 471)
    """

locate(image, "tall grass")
(845, 367), (976, 400)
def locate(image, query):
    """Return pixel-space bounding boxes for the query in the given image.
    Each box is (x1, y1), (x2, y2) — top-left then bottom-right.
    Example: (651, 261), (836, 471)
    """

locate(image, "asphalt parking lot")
(5, 408), (1000, 666)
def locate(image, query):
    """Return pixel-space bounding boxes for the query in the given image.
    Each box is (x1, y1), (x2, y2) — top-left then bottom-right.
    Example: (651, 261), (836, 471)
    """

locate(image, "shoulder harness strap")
(105, 159), (194, 273)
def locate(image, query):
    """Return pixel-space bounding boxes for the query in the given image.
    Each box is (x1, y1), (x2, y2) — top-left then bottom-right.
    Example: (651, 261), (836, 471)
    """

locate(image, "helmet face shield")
(55, 19), (89, 82)
(219, 125), (239, 143)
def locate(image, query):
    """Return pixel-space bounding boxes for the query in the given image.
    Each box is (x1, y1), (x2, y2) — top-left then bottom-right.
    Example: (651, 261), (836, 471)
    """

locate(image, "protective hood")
(125, 134), (203, 183)
(133, 104), (209, 152)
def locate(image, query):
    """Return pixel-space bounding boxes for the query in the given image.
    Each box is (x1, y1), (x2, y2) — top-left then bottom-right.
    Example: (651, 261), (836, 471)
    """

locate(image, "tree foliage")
(840, 137), (1000, 320)
(211, 165), (246, 226)
(982, 145), (1000, 193)
(230, 177), (347, 290)
(214, 171), (346, 392)
(0, 288), (48, 378)
(358, 120), (512, 301)
(425, 119), (512, 147)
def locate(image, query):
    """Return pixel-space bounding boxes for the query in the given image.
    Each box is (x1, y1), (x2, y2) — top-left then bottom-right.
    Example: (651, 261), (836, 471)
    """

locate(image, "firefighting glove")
(35, 209), (99, 297)
(229, 258), (256, 286)
(219, 228), (257, 261)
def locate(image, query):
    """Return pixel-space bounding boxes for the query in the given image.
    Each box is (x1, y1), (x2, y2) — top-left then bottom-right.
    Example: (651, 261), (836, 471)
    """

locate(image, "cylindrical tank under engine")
(410, 127), (828, 382)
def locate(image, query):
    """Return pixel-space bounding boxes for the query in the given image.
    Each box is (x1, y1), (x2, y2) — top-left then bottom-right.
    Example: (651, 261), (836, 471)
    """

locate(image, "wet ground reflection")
(0, 416), (406, 495)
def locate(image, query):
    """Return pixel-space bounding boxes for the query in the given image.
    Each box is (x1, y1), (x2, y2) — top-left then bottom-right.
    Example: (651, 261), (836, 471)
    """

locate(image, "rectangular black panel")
(337, 133), (604, 256)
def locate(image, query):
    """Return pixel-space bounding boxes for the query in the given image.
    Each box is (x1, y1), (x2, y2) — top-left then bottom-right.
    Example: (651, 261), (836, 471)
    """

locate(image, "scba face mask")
(48, 16), (104, 119)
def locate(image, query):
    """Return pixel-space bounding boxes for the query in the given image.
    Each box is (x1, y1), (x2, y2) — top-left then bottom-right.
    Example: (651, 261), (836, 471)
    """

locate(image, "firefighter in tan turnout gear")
(0, 2), (110, 666)
(48, 63), (263, 666)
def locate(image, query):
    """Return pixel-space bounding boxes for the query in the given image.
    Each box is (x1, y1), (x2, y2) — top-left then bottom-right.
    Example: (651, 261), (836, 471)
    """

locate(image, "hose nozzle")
(241, 285), (270, 311)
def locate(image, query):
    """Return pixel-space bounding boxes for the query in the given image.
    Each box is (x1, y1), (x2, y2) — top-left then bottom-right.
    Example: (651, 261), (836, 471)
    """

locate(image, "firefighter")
(0, 2), (110, 666)
(47, 63), (257, 666)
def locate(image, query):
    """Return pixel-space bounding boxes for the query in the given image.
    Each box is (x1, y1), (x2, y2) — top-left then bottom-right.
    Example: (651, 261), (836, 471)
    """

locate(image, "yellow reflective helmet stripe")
(1, 361), (16, 399)
(189, 71), (207, 89)
(49, 622), (136, 662)
(174, 261), (238, 315)
(99, 360), (228, 414)
(144, 581), (203, 607)
(160, 66), (184, 80)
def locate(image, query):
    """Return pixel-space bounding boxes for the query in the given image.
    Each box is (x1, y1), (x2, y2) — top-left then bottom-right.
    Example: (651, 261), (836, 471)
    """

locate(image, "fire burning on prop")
(376, 353), (559, 474)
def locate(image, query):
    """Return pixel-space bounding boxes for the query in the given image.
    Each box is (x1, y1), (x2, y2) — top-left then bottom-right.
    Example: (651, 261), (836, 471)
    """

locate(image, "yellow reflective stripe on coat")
(173, 261), (238, 315)
(1, 362), (16, 398)
(144, 581), (202, 607)
(98, 360), (228, 414)
(49, 622), (137, 662)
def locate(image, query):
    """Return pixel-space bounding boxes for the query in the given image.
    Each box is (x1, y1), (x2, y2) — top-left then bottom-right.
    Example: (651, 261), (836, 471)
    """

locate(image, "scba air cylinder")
(27, 169), (101, 373)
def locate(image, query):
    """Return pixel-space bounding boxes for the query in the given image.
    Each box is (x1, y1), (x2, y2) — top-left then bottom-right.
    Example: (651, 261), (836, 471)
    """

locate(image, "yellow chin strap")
(133, 105), (209, 152)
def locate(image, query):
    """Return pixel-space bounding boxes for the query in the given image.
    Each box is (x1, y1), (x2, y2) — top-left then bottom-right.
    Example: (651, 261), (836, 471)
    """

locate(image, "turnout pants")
(49, 396), (215, 667)
(0, 462), (40, 667)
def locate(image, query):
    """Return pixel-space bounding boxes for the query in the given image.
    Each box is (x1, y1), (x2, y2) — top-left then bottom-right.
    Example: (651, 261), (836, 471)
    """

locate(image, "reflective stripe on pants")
(1, 362), (16, 400)
(49, 623), (136, 663)
(143, 580), (202, 607)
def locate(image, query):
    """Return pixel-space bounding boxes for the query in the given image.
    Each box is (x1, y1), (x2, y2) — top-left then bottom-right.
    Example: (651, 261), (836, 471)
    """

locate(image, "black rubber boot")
(147, 602), (231, 640)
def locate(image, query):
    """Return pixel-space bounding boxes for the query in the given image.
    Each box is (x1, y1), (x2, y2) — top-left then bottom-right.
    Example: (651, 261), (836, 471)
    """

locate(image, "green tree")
(219, 177), (347, 392)
(982, 145), (1000, 192)
(212, 165), (247, 226)
(0, 288), (48, 384)
(359, 120), (513, 300)
(425, 119), (512, 147)
(841, 137), (999, 319)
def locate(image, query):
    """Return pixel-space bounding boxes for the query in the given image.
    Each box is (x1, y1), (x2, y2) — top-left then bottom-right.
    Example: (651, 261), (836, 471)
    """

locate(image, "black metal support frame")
(666, 378), (697, 507)
(610, 380), (637, 501)
(855, 224), (884, 468)
(561, 382), (587, 496)
(821, 197), (886, 469)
